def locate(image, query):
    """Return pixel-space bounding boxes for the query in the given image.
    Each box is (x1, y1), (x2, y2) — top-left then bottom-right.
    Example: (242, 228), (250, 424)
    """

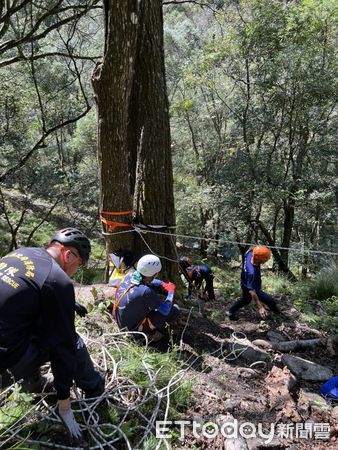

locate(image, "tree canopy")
(0, 0), (336, 275)
(166, 0), (337, 273)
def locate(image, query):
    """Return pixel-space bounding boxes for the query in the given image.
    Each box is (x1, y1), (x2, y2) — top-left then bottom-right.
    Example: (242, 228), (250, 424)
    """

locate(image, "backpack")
(108, 250), (136, 287)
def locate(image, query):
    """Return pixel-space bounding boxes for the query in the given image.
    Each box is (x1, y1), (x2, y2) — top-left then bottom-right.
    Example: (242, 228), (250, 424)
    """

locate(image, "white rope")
(139, 228), (338, 257)
(142, 229), (338, 256)
(0, 319), (264, 449)
(134, 227), (179, 263)
(101, 229), (136, 237)
(99, 225), (338, 257)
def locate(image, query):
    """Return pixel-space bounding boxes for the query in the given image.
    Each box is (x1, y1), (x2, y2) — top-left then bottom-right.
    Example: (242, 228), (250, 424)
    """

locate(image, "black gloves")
(74, 302), (88, 317)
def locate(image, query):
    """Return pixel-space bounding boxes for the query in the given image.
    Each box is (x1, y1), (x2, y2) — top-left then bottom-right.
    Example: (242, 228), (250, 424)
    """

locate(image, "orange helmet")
(252, 246), (271, 263)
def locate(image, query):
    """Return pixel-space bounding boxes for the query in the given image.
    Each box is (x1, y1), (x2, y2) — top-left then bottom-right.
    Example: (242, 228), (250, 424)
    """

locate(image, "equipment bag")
(320, 376), (338, 401)
(108, 250), (136, 287)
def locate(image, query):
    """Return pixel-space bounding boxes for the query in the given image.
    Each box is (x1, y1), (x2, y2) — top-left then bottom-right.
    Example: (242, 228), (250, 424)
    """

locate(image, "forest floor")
(75, 284), (338, 450)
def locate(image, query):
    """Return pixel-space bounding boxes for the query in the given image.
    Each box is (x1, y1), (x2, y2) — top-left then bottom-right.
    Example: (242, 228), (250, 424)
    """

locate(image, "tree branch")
(0, 1), (101, 56)
(26, 196), (62, 245)
(0, 51), (101, 69)
(0, 105), (91, 182)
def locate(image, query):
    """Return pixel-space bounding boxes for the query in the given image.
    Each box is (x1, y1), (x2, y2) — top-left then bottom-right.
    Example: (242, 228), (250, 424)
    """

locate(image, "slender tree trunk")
(280, 197), (294, 268)
(256, 219), (296, 281)
(199, 207), (211, 258)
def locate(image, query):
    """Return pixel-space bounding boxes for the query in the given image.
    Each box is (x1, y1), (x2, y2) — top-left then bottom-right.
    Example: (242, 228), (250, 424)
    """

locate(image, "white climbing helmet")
(137, 254), (162, 277)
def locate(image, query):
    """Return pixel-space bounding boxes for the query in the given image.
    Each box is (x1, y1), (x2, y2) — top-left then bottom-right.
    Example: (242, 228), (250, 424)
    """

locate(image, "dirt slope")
(75, 284), (338, 450)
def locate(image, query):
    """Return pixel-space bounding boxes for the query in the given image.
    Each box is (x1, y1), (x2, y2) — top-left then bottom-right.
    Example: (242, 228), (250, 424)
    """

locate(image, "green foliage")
(0, 385), (34, 432)
(142, 436), (167, 450)
(263, 272), (293, 295)
(309, 265), (338, 300)
(289, 267), (338, 333)
(213, 267), (241, 299)
(166, 0), (337, 268)
(210, 310), (224, 322)
(74, 266), (104, 285)
(108, 341), (191, 414)
(0, 2), (101, 250)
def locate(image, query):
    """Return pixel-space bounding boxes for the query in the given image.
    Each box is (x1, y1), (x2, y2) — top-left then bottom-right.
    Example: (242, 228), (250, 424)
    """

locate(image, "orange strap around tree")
(100, 210), (133, 233)
(100, 210), (132, 216)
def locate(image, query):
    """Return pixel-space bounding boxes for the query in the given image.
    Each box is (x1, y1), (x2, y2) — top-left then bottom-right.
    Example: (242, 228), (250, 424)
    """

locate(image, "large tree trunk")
(92, 0), (177, 279)
(129, 0), (177, 278)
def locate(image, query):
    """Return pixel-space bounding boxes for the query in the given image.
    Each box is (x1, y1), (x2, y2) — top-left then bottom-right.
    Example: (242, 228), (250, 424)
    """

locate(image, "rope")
(0, 331), (172, 450)
(0, 323), (259, 449)
(134, 227), (179, 263)
(99, 224), (337, 257)
(136, 229), (338, 257)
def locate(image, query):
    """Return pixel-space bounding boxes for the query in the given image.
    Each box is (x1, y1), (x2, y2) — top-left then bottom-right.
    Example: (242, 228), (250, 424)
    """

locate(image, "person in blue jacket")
(226, 246), (280, 321)
(113, 254), (180, 341)
(0, 228), (104, 444)
(178, 256), (215, 301)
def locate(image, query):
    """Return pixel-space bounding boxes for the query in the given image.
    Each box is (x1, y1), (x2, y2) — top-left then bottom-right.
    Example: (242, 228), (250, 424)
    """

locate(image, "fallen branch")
(272, 338), (323, 352)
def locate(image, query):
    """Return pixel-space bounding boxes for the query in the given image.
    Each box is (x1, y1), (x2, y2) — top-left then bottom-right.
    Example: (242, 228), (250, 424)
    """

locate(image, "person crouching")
(226, 246), (280, 321)
(112, 254), (180, 341)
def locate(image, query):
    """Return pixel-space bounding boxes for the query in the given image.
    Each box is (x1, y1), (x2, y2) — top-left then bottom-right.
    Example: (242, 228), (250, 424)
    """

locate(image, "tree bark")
(92, 0), (177, 279)
(92, 0), (139, 275)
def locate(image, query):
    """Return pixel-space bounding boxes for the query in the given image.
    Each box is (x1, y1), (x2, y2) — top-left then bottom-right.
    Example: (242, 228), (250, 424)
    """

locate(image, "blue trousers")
(229, 290), (280, 315)
(136, 304), (180, 332)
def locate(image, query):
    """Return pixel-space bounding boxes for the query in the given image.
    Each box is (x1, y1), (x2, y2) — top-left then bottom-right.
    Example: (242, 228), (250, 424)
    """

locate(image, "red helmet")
(178, 256), (191, 269)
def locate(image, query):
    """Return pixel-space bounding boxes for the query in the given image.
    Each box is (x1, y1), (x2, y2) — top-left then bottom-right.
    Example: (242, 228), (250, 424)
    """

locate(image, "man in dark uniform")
(226, 246), (280, 321)
(0, 228), (104, 443)
(178, 256), (215, 301)
(113, 254), (180, 341)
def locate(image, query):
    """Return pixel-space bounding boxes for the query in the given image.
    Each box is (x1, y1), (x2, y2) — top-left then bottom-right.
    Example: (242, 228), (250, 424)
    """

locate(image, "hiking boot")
(225, 311), (239, 321)
(148, 331), (163, 343)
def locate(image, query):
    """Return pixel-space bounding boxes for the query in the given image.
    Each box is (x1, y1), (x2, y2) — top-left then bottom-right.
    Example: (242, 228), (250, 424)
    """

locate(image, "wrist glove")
(58, 405), (83, 442)
(161, 282), (176, 293)
(157, 300), (172, 316)
(74, 302), (88, 317)
(166, 291), (174, 303)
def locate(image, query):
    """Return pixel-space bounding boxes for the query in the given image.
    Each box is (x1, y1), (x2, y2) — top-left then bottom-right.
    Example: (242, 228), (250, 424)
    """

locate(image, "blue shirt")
(240, 250), (262, 291)
(115, 272), (165, 330)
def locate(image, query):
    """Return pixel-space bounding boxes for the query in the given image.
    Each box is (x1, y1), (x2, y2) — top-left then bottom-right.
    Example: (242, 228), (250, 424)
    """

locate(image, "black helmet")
(51, 228), (91, 263)
(178, 256), (191, 269)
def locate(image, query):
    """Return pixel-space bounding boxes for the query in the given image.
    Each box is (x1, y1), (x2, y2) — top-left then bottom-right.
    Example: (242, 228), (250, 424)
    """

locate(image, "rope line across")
(99, 226), (338, 257)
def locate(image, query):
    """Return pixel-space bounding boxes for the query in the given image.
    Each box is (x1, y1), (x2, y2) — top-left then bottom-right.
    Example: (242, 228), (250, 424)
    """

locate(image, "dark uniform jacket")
(0, 247), (77, 399)
(186, 264), (213, 285)
(185, 264), (215, 300)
